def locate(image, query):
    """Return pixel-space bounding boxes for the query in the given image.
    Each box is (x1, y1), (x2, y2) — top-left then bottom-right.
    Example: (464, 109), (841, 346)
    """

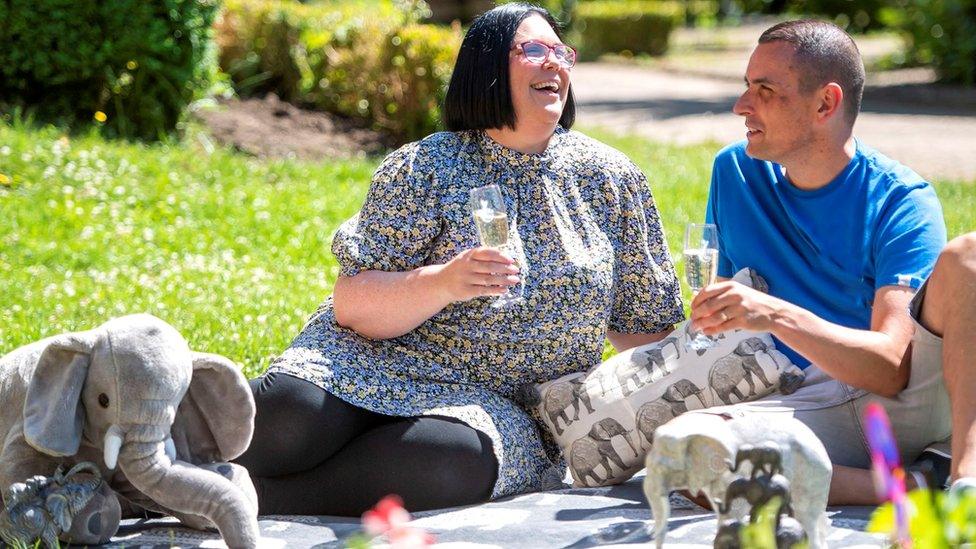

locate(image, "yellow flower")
(94, 111), (107, 123)
(0, 174), (9, 186)
(126, 60), (138, 70)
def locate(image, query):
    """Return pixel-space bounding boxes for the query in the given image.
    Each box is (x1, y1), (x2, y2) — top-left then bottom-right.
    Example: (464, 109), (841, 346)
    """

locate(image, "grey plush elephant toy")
(0, 314), (259, 548)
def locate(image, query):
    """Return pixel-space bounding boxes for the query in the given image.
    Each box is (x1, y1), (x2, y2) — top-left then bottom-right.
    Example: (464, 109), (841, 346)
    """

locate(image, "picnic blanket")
(105, 471), (883, 548)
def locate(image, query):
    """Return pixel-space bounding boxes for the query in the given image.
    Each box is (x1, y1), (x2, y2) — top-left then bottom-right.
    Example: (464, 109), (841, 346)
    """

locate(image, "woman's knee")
(408, 418), (498, 503)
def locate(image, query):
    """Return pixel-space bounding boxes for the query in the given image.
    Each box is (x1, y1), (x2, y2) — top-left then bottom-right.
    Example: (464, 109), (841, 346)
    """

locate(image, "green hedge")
(0, 0), (220, 140)
(573, 1), (680, 60)
(883, 0), (976, 85)
(217, 0), (461, 143)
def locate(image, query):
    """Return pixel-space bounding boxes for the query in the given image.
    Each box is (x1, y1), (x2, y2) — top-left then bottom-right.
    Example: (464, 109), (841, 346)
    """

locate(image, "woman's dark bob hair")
(444, 3), (575, 131)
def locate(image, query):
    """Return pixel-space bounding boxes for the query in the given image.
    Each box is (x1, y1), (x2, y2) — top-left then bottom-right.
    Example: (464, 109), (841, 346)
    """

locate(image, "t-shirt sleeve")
(332, 143), (443, 277)
(872, 185), (946, 290)
(609, 163), (685, 333)
(706, 155), (735, 279)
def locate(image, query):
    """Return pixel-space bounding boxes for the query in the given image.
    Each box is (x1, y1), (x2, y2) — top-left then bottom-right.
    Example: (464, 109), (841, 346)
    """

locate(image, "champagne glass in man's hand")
(469, 184), (524, 307)
(684, 223), (719, 351)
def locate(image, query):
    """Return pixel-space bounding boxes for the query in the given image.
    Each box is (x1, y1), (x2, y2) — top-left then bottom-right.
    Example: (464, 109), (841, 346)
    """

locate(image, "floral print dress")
(268, 127), (684, 498)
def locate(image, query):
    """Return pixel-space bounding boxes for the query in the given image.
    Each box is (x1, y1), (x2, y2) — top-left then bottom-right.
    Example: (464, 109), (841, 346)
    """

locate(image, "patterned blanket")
(107, 472), (882, 548)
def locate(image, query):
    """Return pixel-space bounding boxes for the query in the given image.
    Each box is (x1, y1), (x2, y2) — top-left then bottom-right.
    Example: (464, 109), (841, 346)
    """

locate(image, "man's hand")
(690, 280), (790, 335)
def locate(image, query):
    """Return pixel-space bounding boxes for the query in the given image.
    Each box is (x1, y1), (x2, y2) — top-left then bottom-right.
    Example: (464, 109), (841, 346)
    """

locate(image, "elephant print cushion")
(529, 268), (806, 487)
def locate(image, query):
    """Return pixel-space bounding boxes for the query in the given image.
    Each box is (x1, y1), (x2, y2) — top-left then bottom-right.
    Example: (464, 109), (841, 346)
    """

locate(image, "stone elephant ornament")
(643, 411), (831, 549)
(569, 418), (640, 486)
(0, 314), (259, 548)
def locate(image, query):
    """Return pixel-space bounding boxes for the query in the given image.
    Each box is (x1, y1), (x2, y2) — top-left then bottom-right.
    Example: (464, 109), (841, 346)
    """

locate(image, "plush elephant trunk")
(118, 427), (258, 549)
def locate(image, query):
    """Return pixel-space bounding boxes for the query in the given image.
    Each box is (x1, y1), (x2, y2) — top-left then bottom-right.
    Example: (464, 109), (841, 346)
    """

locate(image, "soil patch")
(193, 94), (390, 160)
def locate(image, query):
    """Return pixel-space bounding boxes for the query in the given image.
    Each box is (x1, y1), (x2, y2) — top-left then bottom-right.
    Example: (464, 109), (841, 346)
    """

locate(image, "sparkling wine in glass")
(469, 184), (523, 307)
(684, 223), (719, 351)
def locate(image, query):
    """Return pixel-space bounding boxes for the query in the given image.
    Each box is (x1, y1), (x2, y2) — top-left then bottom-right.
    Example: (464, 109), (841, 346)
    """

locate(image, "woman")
(237, 3), (683, 516)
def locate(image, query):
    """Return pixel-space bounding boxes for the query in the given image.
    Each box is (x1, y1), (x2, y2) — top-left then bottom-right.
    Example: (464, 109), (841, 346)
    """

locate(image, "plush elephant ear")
(24, 330), (99, 456)
(171, 352), (255, 462)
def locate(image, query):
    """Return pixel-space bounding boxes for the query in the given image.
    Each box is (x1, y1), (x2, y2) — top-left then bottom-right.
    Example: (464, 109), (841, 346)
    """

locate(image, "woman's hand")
(432, 247), (520, 302)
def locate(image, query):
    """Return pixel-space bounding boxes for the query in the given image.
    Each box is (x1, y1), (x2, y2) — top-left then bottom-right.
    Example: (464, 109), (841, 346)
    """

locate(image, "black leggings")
(235, 371), (498, 516)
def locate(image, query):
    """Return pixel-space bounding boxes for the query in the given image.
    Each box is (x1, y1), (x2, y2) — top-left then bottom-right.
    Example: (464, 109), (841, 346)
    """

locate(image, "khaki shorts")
(694, 281), (951, 468)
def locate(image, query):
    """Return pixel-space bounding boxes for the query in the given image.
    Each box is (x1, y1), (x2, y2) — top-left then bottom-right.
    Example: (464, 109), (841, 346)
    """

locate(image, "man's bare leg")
(921, 233), (976, 482)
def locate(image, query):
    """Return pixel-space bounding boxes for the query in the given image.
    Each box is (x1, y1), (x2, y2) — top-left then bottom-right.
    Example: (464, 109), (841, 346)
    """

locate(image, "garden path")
(572, 58), (976, 182)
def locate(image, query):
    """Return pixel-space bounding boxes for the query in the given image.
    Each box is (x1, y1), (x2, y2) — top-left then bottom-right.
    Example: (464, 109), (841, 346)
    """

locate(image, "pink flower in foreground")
(864, 402), (911, 548)
(361, 494), (435, 548)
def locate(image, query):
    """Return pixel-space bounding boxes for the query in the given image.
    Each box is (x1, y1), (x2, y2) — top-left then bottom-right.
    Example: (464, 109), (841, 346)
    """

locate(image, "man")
(690, 19), (975, 503)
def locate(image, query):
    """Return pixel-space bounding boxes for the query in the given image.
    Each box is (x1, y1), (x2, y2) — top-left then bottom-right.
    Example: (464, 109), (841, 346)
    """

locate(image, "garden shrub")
(573, 1), (680, 60)
(0, 0), (220, 140)
(216, 0), (461, 143)
(735, 0), (887, 31)
(882, 0), (976, 85)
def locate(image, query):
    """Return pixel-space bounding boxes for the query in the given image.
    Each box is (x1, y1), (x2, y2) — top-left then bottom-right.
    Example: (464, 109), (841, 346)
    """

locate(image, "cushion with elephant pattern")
(527, 268), (806, 487)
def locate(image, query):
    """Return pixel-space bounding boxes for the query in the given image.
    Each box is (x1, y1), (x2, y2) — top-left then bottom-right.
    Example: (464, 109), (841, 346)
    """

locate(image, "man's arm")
(691, 283), (915, 397)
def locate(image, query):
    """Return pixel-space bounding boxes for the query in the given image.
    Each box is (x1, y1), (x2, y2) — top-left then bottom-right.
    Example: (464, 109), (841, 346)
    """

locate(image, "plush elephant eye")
(98, 393), (110, 408)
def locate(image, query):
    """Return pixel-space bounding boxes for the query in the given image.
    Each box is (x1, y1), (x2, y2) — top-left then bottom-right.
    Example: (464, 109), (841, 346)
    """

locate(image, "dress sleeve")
(609, 163), (685, 333)
(332, 142), (443, 277)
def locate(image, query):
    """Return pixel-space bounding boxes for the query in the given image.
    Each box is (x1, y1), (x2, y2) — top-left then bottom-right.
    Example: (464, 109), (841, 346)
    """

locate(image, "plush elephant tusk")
(164, 437), (177, 462)
(104, 425), (125, 470)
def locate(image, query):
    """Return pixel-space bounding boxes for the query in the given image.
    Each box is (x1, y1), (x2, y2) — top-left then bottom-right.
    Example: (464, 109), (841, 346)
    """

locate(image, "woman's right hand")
(432, 247), (520, 302)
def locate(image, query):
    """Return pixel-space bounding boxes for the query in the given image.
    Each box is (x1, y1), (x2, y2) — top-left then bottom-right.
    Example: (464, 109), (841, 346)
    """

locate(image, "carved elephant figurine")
(0, 314), (259, 548)
(720, 474), (793, 518)
(569, 418), (640, 486)
(708, 337), (774, 405)
(714, 518), (745, 549)
(734, 442), (784, 479)
(643, 411), (831, 549)
(776, 516), (808, 549)
(541, 378), (594, 436)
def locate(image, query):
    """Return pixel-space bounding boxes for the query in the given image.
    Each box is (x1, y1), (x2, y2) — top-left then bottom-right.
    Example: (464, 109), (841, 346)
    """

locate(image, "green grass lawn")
(1, 121), (973, 376)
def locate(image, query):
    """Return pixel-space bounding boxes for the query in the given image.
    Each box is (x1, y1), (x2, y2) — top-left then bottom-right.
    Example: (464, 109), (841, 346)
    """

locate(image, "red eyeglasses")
(512, 40), (577, 68)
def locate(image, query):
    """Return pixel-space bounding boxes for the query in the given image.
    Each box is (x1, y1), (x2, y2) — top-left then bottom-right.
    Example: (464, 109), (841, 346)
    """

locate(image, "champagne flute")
(469, 184), (523, 307)
(684, 223), (719, 351)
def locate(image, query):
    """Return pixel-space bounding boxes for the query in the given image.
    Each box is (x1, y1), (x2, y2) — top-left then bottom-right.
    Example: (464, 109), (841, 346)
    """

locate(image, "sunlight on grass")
(0, 121), (374, 376)
(1, 121), (973, 375)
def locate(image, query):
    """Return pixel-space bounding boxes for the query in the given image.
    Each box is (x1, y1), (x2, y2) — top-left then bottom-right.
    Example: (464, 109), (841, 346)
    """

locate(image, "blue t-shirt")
(706, 140), (946, 368)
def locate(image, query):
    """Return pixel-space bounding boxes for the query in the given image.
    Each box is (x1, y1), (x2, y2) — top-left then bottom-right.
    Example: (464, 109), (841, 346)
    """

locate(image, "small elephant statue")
(0, 314), (259, 548)
(643, 411), (831, 549)
(713, 518), (745, 549)
(0, 462), (110, 548)
(719, 473), (793, 518)
(734, 442), (784, 479)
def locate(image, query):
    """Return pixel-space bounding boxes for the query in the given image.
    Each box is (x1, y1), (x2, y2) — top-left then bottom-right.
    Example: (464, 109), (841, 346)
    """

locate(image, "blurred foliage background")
(0, 0), (973, 142)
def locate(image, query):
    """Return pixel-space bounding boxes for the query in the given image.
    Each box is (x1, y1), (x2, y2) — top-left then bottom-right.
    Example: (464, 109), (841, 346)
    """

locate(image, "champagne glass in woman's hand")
(469, 184), (523, 308)
(684, 223), (719, 351)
